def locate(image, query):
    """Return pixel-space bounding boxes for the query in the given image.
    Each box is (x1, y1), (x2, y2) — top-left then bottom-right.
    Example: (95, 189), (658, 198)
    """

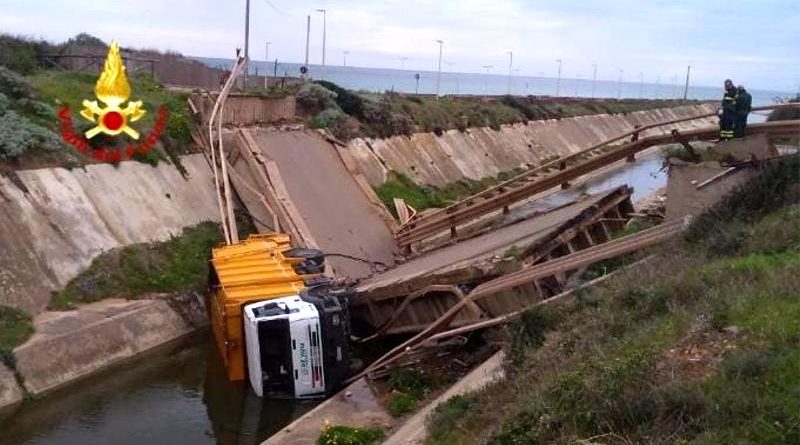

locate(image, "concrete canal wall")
(345, 103), (717, 187)
(0, 154), (219, 314)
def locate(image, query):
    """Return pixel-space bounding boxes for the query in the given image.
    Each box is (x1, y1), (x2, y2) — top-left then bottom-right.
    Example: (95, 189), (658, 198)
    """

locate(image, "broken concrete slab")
(13, 295), (207, 396)
(708, 133), (777, 161)
(261, 377), (391, 445)
(665, 163), (758, 220)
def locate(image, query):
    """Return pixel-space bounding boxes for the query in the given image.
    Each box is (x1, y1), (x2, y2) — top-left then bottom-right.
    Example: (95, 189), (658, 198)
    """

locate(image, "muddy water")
(0, 338), (315, 445)
(515, 150), (667, 218)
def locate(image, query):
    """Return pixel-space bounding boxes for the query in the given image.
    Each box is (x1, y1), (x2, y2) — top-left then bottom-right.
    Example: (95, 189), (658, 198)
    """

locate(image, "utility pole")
(555, 59), (562, 97)
(243, 0), (251, 88)
(316, 9), (326, 80)
(264, 41), (271, 89)
(591, 63), (597, 99)
(639, 72), (644, 98)
(506, 50), (513, 95)
(683, 65), (691, 100)
(617, 69), (623, 99)
(482, 65), (492, 98)
(343, 50), (349, 67)
(303, 14), (310, 79)
(435, 40), (443, 99)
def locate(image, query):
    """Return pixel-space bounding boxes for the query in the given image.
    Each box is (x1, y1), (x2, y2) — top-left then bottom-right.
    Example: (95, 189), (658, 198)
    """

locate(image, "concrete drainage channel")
(2, 101), (774, 444)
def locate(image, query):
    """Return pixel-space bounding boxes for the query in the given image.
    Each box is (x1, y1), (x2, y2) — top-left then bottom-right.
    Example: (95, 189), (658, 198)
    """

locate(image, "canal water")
(0, 148), (674, 445)
(0, 337), (315, 445)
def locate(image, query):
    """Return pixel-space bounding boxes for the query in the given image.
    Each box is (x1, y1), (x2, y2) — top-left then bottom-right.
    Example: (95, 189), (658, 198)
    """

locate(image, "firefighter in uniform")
(735, 84), (753, 138)
(719, 79), (737, 140)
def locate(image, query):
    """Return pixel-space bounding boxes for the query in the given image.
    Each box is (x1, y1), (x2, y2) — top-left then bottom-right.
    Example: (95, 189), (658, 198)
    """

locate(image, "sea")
(193, 57), (793, 108)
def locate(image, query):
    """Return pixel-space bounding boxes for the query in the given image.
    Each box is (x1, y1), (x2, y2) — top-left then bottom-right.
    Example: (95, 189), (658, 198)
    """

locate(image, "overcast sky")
(2, 0), (798, 91)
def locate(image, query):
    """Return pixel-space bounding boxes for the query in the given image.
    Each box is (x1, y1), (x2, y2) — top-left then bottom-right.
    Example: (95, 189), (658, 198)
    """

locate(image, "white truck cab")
(244, 296), (327, 398)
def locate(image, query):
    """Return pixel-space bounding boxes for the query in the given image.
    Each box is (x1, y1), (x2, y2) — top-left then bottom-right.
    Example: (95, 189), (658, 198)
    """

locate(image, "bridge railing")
(395, 103), (800, 249)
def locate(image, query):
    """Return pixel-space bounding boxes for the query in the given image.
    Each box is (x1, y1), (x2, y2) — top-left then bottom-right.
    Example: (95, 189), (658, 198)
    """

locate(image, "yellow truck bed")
(209, 233), (306, 381)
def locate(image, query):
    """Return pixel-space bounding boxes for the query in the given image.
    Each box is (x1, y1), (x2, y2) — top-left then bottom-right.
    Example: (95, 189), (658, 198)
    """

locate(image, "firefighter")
(719, 79), (737, 140)
(735, 84), (753, 138)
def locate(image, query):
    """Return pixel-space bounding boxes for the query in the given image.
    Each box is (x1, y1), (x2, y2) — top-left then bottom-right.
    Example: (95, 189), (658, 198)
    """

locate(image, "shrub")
(311, 107), (347, 130)
(389, 367), (430, 399)
(722, 349), (776, 380)
(0, 34), (39, 74)
(317, 425), (383, 445)
(315, 80), (365, 117)
(427, 395), (474, 443)
(297, 83), (338, 114)
(0, 108), (63, 159)
(0, 66), (35, 100)
(508, 307), (556, 365)
(388, 392), (418, 416)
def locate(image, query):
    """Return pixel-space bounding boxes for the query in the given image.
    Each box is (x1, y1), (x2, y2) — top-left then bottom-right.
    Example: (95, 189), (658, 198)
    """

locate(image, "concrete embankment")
(0, 155), (219, 412)
(0, 293), (207, 413)
(0, 154), (219, 314)
(14, 293), (207, 397)
(346, 104), (717, 187)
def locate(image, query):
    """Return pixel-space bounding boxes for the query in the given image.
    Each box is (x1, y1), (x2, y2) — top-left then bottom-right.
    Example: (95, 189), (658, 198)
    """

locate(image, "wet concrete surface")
(0, 338), (315, 445)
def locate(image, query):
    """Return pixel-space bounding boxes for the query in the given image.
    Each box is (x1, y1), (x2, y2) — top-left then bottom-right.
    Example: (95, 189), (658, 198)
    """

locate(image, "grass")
(424, 154), (800, 444)
(375, 168), (526, 216)
(317, 424), (384, 445)
(0, 305), (33, 367)
(49, 222), (223, 310)
(29, 71), (192, 144)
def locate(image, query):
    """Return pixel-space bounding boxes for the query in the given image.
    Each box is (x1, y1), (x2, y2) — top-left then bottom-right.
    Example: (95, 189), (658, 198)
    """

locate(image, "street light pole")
(264, 41), (271, 89)
(435, 40), (443, 99)
(303, 14), (310, 79)
(683, 65), (691, 100)
(555, 59), (562, 97)
(315, 9), (326, 80)
(243, 0), (251, 88)
(591, 62), (597, 99)
(343, 50), (349, 67)
(506, 50), (513, 95)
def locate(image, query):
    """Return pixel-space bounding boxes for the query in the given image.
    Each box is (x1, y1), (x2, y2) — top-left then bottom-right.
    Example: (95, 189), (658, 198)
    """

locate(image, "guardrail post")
(627, 125), (641, 162)
(559, 160), (570, 189)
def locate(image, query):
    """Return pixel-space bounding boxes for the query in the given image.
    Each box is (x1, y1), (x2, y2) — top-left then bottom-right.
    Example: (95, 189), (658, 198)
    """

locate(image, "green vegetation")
(295, 80), (701, 141)
(317, 424), (384, 445)
(425, 395), (475, 445)
(0, 33), (195, 168)
(0, 66), (64, 160)
(425, 154), (800, 445)
(388, 391), (418, 416)
(386, 367), (437, 417)
(49, 222), (222, 310)
(375, 168), (526, 216)
(0, 305), (33, 366)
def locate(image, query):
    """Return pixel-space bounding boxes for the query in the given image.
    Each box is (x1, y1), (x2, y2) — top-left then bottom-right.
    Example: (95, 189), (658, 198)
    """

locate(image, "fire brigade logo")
(80, 41), (145, 139)
(57, 40), (169, 162)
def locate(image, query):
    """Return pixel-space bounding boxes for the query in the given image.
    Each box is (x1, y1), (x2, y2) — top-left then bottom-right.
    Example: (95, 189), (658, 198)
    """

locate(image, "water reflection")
(0, 337), (314, 445)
